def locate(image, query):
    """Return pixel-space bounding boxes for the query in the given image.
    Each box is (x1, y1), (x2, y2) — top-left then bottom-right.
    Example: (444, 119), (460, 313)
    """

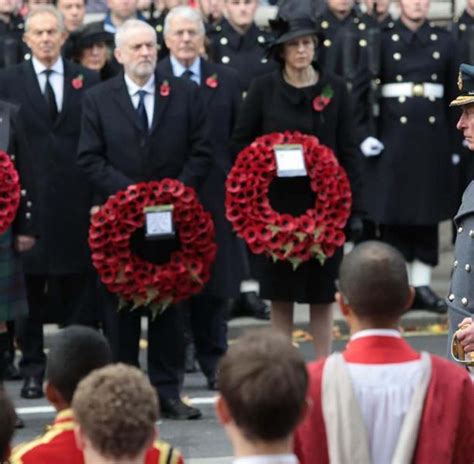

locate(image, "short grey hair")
(164, 6), (205, 38)
(115, 19), (157, 49)
(25, 5), (65, 33)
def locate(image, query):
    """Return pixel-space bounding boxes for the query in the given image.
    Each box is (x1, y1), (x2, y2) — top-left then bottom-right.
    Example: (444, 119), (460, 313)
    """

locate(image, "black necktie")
(136, 90), (148, 131)
(43, 69), (58, 121)
(182, 69), (193, 81)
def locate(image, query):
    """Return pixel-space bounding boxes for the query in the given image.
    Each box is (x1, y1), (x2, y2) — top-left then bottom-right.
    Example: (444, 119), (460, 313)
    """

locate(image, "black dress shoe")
(160, 397), (202, 420)
(412, 286), (447, 313)
(229, 292), (270, 320)
(21, 376), (44, 399)
(5, 362), (21, 381)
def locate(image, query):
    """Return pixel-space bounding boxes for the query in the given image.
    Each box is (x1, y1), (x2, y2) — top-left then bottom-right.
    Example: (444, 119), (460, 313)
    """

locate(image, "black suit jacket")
(156, 57), (247, 297)
(0, 59), (100, 274)
(78, 70), (212, 200)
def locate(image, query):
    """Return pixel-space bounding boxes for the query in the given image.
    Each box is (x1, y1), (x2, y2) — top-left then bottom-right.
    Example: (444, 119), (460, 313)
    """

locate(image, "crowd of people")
(0, 0), (474, 461)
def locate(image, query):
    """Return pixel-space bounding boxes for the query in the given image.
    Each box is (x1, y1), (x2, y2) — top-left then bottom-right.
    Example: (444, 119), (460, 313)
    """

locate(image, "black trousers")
(101, 284), (185, 400)
(184, 294), (228, 380)
(17, 273), (94, 378)
(381, 225), (439, 267)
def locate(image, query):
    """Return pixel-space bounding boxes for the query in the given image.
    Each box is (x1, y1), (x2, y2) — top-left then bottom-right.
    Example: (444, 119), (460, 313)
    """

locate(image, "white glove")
(360, 137), (384, 157)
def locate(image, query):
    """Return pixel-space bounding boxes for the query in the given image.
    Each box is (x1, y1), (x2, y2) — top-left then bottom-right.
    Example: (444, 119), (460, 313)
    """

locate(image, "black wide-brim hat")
(267, 16), (320, 52)
(71, 21), (114, 53)
(450, 63), (474, 107)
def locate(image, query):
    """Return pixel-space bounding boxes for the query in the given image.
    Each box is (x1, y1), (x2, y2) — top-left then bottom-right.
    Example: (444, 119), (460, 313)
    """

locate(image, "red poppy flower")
(72, 75), (83, 89)
(205, 74), (218, 88)
(160, 81), (170, 97)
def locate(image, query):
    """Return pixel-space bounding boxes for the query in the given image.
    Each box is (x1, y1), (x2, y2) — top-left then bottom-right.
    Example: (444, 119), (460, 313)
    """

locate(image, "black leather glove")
(346, 215), (364, 243)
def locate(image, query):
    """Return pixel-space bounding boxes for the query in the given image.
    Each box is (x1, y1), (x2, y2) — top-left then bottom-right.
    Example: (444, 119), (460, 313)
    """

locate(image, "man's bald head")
(338, 241), (411, 320)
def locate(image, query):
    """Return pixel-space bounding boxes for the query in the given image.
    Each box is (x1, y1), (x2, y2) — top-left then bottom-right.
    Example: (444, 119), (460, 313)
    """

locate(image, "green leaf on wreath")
(270, 252), (279, 263)
(282, 243), (294, 257)
(114, 270), (127, 284)
(316, 253), (327, 266)
(267, 224), (281, 236)
(313, 228), (321, 240)
(131, 297), (146, 311)
(310, 244), (322, 255)
(117, 297), (129, 311)
(149, 301), (164, 320)
(189, 270), (203, 284)
(145, 287), (160, 305)
(295, 232), (307, 242)
(289, 257), (302, 270)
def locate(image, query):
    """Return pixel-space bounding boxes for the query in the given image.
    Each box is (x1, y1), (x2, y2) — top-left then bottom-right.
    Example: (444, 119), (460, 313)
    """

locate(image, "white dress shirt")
(233, 454), (299, 464)
(124, 73), (155, 130)
(170, 55), (201, 85)
(31, 56), (64, 112)
(347, 329), (423, 464)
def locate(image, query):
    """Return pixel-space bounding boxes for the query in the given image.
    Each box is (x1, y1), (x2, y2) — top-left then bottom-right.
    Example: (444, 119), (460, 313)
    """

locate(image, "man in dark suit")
(78, 18), (212, 419)
(0, 4), (100, 399)
(157, 5), (247, 390)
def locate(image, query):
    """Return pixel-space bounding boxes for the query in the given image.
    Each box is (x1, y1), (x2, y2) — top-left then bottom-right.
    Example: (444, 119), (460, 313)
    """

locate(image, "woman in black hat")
(70, 22), (117, 81)
(231, 14), (363, 358)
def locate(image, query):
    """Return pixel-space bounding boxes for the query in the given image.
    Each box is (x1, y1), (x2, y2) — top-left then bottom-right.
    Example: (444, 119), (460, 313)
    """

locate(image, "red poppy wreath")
(89, 179), (217, 315)
(226, 131), (352, 269)
(0, 150), (21, 235)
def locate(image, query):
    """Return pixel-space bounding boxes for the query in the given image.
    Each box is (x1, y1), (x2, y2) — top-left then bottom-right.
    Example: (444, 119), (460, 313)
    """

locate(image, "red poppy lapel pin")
(71, 74), (84, 90)
(160, 80), (170, 97)
(205, 74), (218, 89)
(312, 84), (333, 112)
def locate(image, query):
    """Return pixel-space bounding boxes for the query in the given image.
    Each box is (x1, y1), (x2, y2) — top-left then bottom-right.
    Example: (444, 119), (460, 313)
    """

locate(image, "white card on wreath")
(274, 144), (307, 177)
(144, 205), (175, 239)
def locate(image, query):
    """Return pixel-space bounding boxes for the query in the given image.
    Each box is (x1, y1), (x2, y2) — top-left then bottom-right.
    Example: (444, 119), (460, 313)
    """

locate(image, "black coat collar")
(397, 19), (431, 45)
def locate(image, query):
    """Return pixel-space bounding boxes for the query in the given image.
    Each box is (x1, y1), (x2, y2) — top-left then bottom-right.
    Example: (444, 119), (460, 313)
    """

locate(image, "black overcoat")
(354, 20), (458, 225)
(156, 57), (247, 298)
(231, 69), (363, 303)
(0, 60), (99, 274)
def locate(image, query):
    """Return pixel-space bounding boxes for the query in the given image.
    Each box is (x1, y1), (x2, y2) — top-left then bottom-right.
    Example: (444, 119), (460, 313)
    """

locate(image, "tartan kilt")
(0, 228), (28, 322)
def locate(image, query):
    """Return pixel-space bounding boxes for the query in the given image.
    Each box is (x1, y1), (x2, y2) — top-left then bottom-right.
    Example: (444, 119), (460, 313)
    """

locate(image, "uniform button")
(216, 25), (222, 32)
(375, 78), (381, 85)
(398, 96), (406, 103)
(261, 58), (268, 63)
(26, 201), (32, 207)
(462, 297), (469, 306)
(358, 22), (366, 30)
(393, 52), (401, 60)
(221, 56), (230, 64)
(454, 260), (459, 267)
(391, 33), (400, 41)
(470, 229), (474, 237)
(359, 39), (367, 47)
(466, 264), (472, 272)
(257, 35), (265, 44)
(10, 154), (15, 161)
(448, 294), (455, 302)
(396, 74), (403, 82)
(321, 20), (329, 29)
(155, 24), (163, 32)
(429, 116), (436, 124)
(431, 73), (437, 81)
(324, 39), (332, 47)
(432, 51), (440, 59)
(24, 53), (31, 60)
(21, 189), (26, 197)
(220, 37), (228, 45)
(26, 212), (31, 219)
(400, 116), (407, 124)
(18, 22), (24, 29)
(459, 226), (464, 233)
(353, 17), (360, 24)
(460, 23), (467, 31)
(430, 33), (438, 41)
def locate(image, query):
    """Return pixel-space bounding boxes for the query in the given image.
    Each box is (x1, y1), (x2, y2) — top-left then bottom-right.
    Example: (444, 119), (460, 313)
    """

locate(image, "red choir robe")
(294, 335), (474, 464)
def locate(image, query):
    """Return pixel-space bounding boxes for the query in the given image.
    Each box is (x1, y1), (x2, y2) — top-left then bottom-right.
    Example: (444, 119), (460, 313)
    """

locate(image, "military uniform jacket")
(353, 20), (458, 225)
(10, 409), (185, 464)
(447, 181), (474, 317)
(207, 18), (277, 92)
(155, 57), (247, 297)
(0, 60), (99, 274)
(316, 8), (371, 82)
(451, 10), (474, 64)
